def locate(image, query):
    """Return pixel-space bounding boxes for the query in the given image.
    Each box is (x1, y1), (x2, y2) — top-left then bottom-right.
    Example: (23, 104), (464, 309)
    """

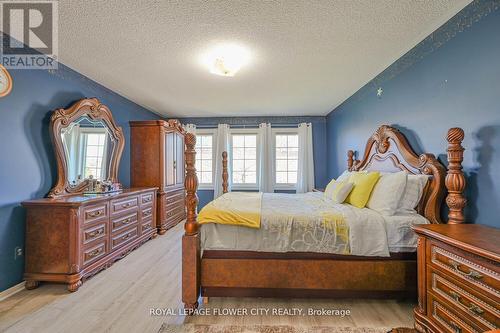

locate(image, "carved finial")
(184, 133), (199, 235)
(347, 150), (354, 171)
(445, 128), (466, 224)
(222, 151), (229, 194)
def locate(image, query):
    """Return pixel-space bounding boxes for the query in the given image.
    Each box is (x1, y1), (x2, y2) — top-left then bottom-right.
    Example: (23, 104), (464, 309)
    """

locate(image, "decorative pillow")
(336, 170), (351, 182)
(324, 180), (354, 204)
(397, 174), (430, 214)
(345, 171), (381, 208)
(366, 171), (407, 215)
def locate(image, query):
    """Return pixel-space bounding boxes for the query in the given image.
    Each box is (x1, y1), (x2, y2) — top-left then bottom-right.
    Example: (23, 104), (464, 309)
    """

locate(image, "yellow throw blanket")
(198, 192), (262, 229)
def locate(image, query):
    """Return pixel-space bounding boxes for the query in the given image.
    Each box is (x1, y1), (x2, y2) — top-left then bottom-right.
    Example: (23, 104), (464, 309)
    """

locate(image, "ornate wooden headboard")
(346, 125), (465, 224)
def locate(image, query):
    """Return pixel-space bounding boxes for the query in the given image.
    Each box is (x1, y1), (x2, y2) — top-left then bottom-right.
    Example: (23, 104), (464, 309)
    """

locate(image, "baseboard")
(0, 281), (25, 302)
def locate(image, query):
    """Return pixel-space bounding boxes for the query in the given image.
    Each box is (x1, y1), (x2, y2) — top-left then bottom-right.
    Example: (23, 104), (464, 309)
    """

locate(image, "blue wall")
(0, 54), (160, 291)
(180, 116), (328, 208)
(326, 1), (500, 228)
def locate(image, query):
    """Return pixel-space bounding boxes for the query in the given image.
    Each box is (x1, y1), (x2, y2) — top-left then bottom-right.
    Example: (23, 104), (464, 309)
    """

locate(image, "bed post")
(445, 128), (466, 224)
(222, 151), (229, 194)
(183, 133), (200, 311)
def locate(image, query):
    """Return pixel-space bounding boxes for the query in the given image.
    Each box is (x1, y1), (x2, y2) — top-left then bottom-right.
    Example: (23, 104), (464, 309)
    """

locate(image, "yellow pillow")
(324, 179), (354, 203)
(345, 171), (381, 208)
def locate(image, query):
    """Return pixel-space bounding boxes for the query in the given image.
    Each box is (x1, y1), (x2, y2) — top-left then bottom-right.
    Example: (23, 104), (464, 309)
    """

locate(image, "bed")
(181, 125), (467, 310)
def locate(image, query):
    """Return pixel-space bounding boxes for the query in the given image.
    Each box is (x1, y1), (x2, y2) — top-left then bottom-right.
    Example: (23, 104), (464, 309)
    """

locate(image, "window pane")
(245, 135), (256, 147)
(201, 148), (212, 160)
(288, 172), (297, 184)
(245, 172), (256, 183)
(245, 148), (256, 159)
(195, 160), (201, 171)
(201, 160), (212, 172)
(201, 172), (212, 184)
(195, 147), (201, 155)
(233, 135), (245, 147)
(288, 159), (298, 171)
(233, 172), (244, 184)
(276, 172), (287, 184)
(276, 159), (287, 171)
(86, 157), (97, 168)
(87, 134), (99, 145)
(287, 135), (298, 147)
(233, 159), (245, 171)
(201, 135), (212, 147)
(233, 148), (244, 159)
(246, 159), (256, 172)
(276, 148), (287, 159)
(288, 148), (298, 159)
(276, 135), (287, 148)
(86, 146), (98, 157)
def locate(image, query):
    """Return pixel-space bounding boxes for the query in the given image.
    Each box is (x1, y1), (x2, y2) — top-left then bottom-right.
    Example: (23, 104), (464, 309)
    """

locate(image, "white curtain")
(214, 124), (231, 198)
(184, 123), (196, 134)
(297, 123), (315, 193)
(258, 123), (274, 192)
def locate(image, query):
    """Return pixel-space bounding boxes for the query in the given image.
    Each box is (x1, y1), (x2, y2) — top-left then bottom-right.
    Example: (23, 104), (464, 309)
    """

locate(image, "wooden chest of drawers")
(413, 224), (500, 333)
(22, 188), (157, 292)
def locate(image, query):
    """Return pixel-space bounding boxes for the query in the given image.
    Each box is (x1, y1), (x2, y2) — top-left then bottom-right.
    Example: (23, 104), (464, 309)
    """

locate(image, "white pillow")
(336, 170), (351, 182)
(324, 180), (354, 204)
(397, 174), (430, 214)
(366, 171), (407, 216)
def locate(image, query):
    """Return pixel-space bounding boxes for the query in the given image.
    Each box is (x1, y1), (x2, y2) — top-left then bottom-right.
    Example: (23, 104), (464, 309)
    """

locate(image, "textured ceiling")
(58, 0), (471, 117)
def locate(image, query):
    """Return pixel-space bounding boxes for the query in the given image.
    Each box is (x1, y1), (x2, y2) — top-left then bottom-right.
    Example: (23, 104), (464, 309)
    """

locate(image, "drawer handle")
(88, 210), (102, 218)
(122, 233), (133, 240)
(449, 321), (461, 333)
(449, 291), (460, 301)
(143, 210), (151, 217)
(121, 202), (132, 208)
(468, 304), (484, 316)
(449, 260), (483, 280)
(143, 196), (151, 202)
(88, 228), (104, 238)
(88, 247), (103, 258)
(122, 218), (131, 224)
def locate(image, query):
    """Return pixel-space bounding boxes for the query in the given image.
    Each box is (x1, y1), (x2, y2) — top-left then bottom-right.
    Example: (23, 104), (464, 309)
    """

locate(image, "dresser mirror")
(48, 98), (125, 198)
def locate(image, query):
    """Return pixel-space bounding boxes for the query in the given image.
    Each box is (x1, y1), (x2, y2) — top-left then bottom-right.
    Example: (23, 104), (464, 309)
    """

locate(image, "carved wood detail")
(348, 125), (446, 224)
(184, 133), (199, 236)
(222, 151), (229, 194)
(48, 98), (124, 198)
(445, 128), (466, 224)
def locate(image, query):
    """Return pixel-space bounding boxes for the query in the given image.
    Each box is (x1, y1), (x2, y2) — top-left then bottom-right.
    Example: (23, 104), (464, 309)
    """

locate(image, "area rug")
(158, 324), (405, 333)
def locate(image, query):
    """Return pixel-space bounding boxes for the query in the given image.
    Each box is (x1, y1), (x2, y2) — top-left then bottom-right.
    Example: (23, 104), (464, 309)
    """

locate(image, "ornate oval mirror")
(48, 98), (124, 198)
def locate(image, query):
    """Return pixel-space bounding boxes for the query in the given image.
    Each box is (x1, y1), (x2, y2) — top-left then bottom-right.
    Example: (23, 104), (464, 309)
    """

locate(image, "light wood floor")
(0, 223), (416, 333)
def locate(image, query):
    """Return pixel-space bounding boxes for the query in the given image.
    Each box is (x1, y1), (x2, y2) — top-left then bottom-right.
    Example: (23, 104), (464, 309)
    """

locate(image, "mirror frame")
(48, 98), (125, 198)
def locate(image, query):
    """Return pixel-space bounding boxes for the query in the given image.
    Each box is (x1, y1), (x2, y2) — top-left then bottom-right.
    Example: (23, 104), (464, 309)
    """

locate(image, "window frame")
(194, 128), (217, 190)
(229, 128), (260, 191)
(272, 128), (299, 190)
(79, 127), (109, 181)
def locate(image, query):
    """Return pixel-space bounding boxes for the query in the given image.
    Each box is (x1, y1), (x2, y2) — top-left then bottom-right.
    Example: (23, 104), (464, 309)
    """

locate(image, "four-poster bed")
(181, 125), (467, 310)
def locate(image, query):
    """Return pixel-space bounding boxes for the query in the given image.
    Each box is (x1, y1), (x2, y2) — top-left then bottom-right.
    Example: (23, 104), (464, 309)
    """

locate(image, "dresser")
(22, 188), (157, 292)
(413, 224), (500, 333)
(130, 120), (186, 235)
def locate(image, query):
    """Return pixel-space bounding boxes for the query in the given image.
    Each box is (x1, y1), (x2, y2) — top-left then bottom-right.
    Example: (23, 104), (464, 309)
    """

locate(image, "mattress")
(200, 192), (390, 257)
(383, 213), (430, 253)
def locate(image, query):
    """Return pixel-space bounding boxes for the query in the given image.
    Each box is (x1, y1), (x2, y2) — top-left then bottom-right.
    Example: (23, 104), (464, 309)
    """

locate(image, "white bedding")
(383, 213), (430, 252)
(201, 192), (391, 257)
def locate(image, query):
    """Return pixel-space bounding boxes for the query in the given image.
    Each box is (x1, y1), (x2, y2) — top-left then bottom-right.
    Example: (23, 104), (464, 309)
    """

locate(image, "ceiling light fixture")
(200, 43), (250, 77)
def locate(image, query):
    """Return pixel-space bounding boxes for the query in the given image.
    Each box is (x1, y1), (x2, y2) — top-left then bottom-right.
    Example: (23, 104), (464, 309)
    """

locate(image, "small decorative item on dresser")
(412, 224), (500, 333)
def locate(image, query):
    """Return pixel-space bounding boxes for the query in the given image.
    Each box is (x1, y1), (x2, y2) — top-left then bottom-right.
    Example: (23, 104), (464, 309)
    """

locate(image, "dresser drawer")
(429, 266), (499, 330)
(428, 240), (500, 302)
(111, 226), (138, 250)
(111, 211), (138, 233)
(141, 206), (153, 219)
(141, 192), (154, 205)
(165, 192), (184, 205)
(82, 222), (107, 245)
(110, 196), (139, 215)
(141, 217), (155, 235)
(165, 205), (185, 219)
(428, 292), (483, 333)
(82, 241), (107, 267)
(83, 204), (108, 223)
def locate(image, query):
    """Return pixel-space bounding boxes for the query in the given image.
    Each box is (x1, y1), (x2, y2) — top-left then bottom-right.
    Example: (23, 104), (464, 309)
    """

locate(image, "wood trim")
(348, 125), (447, 224)
(222, 151), (229, 194)
(0, 281), (25, 302)
(445, 128), (467, 224)
(48, 98), (125, 198)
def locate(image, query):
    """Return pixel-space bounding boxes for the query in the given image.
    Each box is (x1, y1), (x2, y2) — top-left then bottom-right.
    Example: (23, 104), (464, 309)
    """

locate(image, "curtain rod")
(192, 123), (303, 129)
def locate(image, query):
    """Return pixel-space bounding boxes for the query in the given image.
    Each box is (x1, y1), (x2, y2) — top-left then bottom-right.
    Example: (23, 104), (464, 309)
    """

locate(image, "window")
(274, 133), (299, 187)
(195, 131), (215, 188)
(84, 133), (107, 180)
(231, 133), (258, 187)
